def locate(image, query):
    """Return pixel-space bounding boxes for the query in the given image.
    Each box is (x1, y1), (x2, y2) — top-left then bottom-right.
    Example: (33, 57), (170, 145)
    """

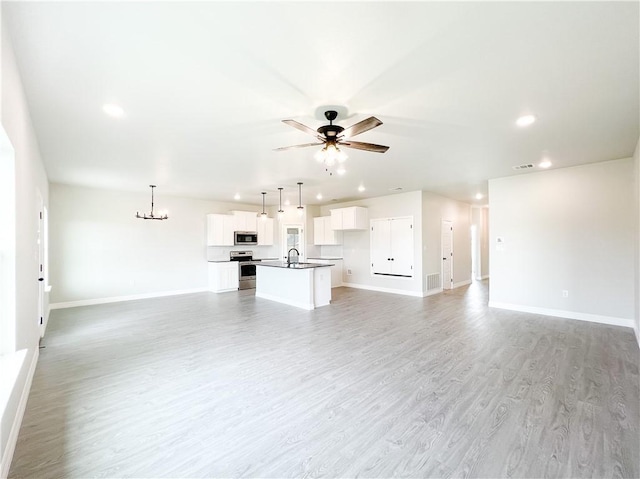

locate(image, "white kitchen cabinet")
(208, 262), (239, 292)
(370, 217), (413, 277)
(313, 216), (341, 245)
(257, 217), (274, 245)
(207, 214), (235, 246)
(330, 206), (368, 230)
(307, 259), (343, 287)
(231, 210), (258, 232)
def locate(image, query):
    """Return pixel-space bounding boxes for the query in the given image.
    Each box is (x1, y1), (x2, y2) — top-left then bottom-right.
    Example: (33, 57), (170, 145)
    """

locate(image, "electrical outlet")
(347, 269), (352, 275)
(562, 290), (569, 298)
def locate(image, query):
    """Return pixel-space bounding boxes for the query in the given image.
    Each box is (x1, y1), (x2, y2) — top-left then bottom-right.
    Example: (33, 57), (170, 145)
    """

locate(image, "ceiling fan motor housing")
(317, 124), (344, 138)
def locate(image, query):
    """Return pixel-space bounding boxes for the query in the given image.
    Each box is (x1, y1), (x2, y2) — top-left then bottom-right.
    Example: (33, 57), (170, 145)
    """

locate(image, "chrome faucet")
(287, 248), (300, 266)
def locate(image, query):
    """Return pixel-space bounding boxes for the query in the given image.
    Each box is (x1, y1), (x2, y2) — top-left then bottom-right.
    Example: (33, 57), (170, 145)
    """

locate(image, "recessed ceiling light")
(539, 159), (552, 168)
(103, 103), (125, 118)
(358, 185), (365, 192)
(336, 167), (346, 176)
(233, 193), (241, 200)
(516, 114), (536, 127)
(316, 193), (323, 200)
(475, 193), (483, 200)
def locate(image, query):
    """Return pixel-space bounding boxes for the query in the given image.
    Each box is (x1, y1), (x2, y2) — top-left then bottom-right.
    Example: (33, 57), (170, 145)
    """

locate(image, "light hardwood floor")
(9, 282), (639, 478)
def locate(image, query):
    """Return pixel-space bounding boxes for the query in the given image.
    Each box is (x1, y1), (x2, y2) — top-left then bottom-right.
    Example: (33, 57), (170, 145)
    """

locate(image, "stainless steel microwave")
(234, 231), (258, 245)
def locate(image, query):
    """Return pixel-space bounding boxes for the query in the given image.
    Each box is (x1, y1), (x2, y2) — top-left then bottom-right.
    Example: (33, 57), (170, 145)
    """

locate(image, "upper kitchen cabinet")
(231, 210), (258, 232)
(257, 217), (274, 246)
(370, 216), (413, 277)
(313, 216), (341, 245)
(207, 214), (235, 246)
(330, 206), (368, 230)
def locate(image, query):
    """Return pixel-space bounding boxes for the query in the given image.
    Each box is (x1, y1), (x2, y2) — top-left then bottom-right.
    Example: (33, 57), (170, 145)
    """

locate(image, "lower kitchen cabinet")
(208, 262), (239, 293)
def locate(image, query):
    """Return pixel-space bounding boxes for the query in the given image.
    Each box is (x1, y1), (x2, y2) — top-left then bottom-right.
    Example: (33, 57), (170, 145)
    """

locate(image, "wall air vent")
(512, 164), (535, 170)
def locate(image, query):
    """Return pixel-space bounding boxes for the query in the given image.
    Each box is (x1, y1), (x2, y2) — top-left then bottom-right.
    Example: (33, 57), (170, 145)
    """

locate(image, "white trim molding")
(50, 288), (209, 310)
(424, 287), (443, 297)
(1, 348), (38, 479)
(255, 292), (314, 310)
(489, 301), (635, 330)
(343, 282), (424, 298)
(453, 280), (472, 289)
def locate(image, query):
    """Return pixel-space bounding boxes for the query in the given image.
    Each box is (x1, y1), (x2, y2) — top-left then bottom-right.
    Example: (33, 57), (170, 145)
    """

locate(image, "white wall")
(489, 158), (635, 328)
(321, 191), (424, 296)
(1, 16), (50, 475)
(422, 192), (473, 289)
(49, 183), (276, 305)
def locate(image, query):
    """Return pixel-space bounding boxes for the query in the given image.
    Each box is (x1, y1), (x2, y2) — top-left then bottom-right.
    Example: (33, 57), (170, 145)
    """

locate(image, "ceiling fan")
(275, 110), (389, 170)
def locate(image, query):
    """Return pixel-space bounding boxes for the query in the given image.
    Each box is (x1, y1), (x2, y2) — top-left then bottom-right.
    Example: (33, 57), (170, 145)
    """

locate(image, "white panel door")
(370, 218), (391, 274)
(442, 220), (453, 289)
(390, 217), (413, 276)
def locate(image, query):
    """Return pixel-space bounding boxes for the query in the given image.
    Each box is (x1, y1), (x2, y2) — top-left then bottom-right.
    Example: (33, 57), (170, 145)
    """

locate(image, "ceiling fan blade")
(274, 142), (324, 151)
(339, 141), (389, 153)
(341, 116), (383, 138)
(282, 119), (321, 138)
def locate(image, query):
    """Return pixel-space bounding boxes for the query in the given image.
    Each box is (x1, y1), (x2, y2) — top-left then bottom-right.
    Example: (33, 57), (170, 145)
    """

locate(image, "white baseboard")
(453, 280), (472, 289)
(1, 347), (39, 479)
(343, 282), (424, 298)
(488, 301), (635, 330)
(255, 292), (313, 310)
(424, 288), (443, 297)
(635, 324), (640, 349)
(50, 287), (208, 310)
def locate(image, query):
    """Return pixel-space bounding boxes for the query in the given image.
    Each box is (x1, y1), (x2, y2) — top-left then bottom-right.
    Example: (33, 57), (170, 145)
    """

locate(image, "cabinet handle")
(391, 258), (394, 261)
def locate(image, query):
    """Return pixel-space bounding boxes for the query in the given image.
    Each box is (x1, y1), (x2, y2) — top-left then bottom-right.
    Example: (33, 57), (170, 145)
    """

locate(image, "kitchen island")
(255, 262), (333, 310)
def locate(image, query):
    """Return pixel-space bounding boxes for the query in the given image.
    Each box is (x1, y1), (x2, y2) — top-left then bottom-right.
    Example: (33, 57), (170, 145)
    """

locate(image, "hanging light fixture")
(136, 185), (168, 220)
(297, 182), (304, 216)
(260, 192), (268, 220)
(277, 187), (284, 220)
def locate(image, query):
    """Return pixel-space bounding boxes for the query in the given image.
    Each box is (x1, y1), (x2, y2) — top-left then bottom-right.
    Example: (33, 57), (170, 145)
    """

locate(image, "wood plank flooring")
(9, 281), (639, 478)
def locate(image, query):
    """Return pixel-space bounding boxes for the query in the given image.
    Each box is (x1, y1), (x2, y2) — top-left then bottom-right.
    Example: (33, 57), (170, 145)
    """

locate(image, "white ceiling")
(4, 1), (639, 207)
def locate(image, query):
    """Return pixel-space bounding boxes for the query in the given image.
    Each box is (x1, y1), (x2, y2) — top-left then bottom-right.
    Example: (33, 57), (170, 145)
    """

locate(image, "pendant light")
(136, 185), (168, 220)
(260, 192), (268, 220)
(277, 187), (284, 220)
(297, 182), (304, 217)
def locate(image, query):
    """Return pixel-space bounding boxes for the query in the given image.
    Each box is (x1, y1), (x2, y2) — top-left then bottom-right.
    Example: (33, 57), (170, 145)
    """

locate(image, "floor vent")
(512, 163), (534, 170)
(426, 272), (441, 290)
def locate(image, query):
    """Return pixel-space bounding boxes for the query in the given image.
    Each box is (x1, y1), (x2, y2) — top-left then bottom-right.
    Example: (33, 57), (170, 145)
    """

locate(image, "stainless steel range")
(230, 251), (261, 290)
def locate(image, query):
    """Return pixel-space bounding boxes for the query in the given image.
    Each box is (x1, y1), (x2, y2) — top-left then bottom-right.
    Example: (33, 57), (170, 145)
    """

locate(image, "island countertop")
(257, 261), (333, 269)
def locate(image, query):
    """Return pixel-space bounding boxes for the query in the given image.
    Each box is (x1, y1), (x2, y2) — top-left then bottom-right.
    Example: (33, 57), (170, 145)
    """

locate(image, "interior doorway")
(441, 220), (453, 290)
(282, 224), (304, 262)
(471, 224), (478, 281)
(36, 189), (46, 337)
